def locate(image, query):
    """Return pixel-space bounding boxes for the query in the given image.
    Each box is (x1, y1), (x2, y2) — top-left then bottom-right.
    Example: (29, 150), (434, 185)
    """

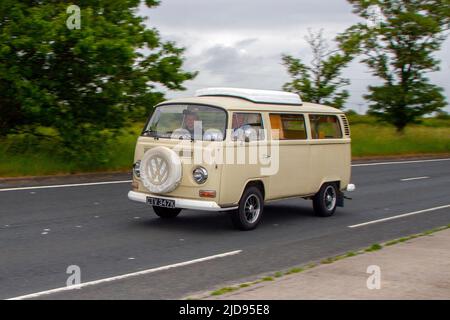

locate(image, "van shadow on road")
(130, 200), (317, 234)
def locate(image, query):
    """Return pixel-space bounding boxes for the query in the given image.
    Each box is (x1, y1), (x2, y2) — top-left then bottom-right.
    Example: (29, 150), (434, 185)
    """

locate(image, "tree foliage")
(0, 0), (196, 164)
(339, 0), (450, 132)
(282, 29), (354, 109)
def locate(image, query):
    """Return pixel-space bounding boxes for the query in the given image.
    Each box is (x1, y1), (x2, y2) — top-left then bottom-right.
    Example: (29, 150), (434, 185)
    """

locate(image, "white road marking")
(401, 176), (430, 181)
(0, 159), (447, 193)
(7, 250), (242, 300)
(0, 158), (447, 193)
(348, 204), (450, 228)
(0, 180), (132, 192)
(352, 158), (450, 167)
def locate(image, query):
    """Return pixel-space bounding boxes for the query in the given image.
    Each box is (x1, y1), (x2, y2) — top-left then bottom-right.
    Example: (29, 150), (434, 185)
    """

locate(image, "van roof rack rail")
(195, 87), (303, 106)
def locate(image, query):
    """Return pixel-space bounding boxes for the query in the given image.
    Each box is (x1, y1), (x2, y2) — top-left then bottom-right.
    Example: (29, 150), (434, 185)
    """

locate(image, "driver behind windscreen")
(182, 111), (203, 139)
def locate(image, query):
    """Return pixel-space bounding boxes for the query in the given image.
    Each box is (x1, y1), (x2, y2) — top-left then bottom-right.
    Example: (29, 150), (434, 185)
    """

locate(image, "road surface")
(0, 158), (449, 299)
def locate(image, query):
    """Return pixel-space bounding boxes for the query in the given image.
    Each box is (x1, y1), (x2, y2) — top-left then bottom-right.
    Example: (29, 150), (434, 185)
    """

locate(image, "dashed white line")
(7, 250), (242, 300)
(401, 176), (430, 181)
(0, 159), (448, 192)
(352, 158), (450, 167)
(348, 204), (450, 228)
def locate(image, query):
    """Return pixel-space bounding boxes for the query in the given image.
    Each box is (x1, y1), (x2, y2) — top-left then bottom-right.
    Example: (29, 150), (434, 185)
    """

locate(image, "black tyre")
(153, 206), (181, 219)
(313, 183), (338, 217)
(230, 186), (264, 231)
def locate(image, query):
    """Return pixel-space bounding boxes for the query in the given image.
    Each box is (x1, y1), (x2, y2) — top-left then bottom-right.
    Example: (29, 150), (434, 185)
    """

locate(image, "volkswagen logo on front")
(140, 147), (182, 194)
(148, 155), (169, 185)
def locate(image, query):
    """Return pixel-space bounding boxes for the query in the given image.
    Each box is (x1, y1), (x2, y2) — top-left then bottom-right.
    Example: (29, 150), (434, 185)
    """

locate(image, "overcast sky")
(140, 0), (450, 113)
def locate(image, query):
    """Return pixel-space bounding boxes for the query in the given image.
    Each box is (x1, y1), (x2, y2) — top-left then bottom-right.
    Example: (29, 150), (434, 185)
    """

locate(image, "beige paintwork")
(132, 96), (351, 208)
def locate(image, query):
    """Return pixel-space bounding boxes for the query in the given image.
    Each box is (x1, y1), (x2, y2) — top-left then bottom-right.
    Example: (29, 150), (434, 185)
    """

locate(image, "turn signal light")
(199, 190), (216, 198)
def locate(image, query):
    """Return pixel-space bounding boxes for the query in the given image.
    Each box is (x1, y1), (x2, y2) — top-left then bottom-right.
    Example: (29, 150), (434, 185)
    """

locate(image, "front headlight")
(193, 167), (208, 184)
(133, 160), (141, 178)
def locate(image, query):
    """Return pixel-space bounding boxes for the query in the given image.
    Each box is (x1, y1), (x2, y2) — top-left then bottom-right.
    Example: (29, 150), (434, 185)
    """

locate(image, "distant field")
(348, 115), (450, 157)
(0, 116), (449, 177)
(0, 127), (140, 177)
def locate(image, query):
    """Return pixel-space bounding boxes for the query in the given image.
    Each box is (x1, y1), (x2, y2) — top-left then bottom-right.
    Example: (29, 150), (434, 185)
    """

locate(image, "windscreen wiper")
(142, 129), (159, 139)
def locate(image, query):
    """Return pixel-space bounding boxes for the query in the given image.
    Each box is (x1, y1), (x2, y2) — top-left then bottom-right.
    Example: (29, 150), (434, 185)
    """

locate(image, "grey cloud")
(183, 41), (289, 90)
(143, 0), (450, 112)
(143, 0), (357, 32)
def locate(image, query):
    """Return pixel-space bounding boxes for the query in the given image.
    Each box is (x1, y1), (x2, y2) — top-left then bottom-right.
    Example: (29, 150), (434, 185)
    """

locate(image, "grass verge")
(0, 117), (449, 177)
(0, 126), (141, 177)
(351, 124), (450, 157)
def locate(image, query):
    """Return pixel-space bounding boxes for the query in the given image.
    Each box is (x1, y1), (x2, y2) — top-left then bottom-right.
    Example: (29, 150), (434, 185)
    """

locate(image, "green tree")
(0, 0), (195, 164)
(339, 0), (450, 132)
(282, 29), (354, 109)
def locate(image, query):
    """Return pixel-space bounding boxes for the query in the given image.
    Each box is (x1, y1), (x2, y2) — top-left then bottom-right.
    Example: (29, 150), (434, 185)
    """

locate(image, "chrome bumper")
(127, 191), (237, 212)
(346, 184), (356, 192)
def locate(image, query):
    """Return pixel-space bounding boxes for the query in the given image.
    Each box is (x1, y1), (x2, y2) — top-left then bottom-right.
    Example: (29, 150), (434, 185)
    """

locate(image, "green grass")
(284, 267), (304, 275)
(274, 272), (284, 278)
(351, 123), (450, 157)
(364, 243), (383, 252)
(0, 116), (449, 177)
(262, 276), (274, 281)
(211, 287), (237, 296)
(0, 125), (142, 177)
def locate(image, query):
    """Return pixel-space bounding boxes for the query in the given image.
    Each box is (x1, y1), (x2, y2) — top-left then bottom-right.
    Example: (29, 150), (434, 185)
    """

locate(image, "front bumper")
(128, 191), (237, 212)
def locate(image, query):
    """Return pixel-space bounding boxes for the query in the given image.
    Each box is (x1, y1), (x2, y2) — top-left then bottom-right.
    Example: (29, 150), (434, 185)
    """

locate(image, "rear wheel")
(153, 206), (181, 219)
(230, 186), (264, 230)
(313, 183), (338, 217)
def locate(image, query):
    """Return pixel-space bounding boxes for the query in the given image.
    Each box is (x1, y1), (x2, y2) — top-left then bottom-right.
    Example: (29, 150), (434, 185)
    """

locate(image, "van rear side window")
(310, 115), (342, 139)
(269, 114), (307, 140)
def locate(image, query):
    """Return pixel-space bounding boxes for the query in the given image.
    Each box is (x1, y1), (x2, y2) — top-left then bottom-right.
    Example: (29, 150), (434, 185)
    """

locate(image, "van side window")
(310, 115), (342, 139)
(269, 114), (307, 140)
(232, 113), (265, 141)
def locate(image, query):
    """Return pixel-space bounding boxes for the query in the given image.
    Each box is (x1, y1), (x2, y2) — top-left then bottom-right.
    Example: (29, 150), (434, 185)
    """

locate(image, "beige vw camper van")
(128, 88), (355, 230)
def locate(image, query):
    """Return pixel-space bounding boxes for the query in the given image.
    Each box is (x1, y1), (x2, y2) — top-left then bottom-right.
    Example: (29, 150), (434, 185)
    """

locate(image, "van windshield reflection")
(143, 105), (227, 141)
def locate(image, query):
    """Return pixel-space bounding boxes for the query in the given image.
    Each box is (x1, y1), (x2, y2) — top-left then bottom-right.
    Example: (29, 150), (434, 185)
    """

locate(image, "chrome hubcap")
(324, 186), (337, 211)
(244, 195), (260, 224)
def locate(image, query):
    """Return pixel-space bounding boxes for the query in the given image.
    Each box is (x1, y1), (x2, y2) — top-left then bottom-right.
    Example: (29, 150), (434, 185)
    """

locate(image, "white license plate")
(146, 197), (176, 208)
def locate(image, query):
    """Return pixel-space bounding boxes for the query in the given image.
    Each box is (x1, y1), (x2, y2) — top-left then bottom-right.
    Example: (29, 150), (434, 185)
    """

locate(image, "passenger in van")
(232, 113), (247, 131)
(232, 113), (259, 141)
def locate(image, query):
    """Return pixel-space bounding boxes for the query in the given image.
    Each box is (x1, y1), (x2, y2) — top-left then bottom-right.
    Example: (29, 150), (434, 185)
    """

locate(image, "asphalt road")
(1, 158), (449, 300)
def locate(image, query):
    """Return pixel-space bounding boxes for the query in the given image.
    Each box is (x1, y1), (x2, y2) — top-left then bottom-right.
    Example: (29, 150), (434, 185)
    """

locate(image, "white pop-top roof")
(195, 87), (302, 105)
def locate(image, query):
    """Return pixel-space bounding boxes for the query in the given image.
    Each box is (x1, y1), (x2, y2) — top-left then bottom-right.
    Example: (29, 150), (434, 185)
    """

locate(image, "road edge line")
(7, 250), (242, 300)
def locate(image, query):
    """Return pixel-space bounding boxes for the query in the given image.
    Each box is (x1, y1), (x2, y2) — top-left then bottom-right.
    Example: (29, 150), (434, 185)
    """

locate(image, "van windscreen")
(143, 104), (227, 141)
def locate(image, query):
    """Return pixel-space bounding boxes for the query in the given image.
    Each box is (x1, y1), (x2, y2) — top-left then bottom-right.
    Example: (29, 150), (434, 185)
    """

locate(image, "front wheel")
(230, 186), (264, 231)
(153, 206), (181, 219)
(313, 183), (338, 217)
